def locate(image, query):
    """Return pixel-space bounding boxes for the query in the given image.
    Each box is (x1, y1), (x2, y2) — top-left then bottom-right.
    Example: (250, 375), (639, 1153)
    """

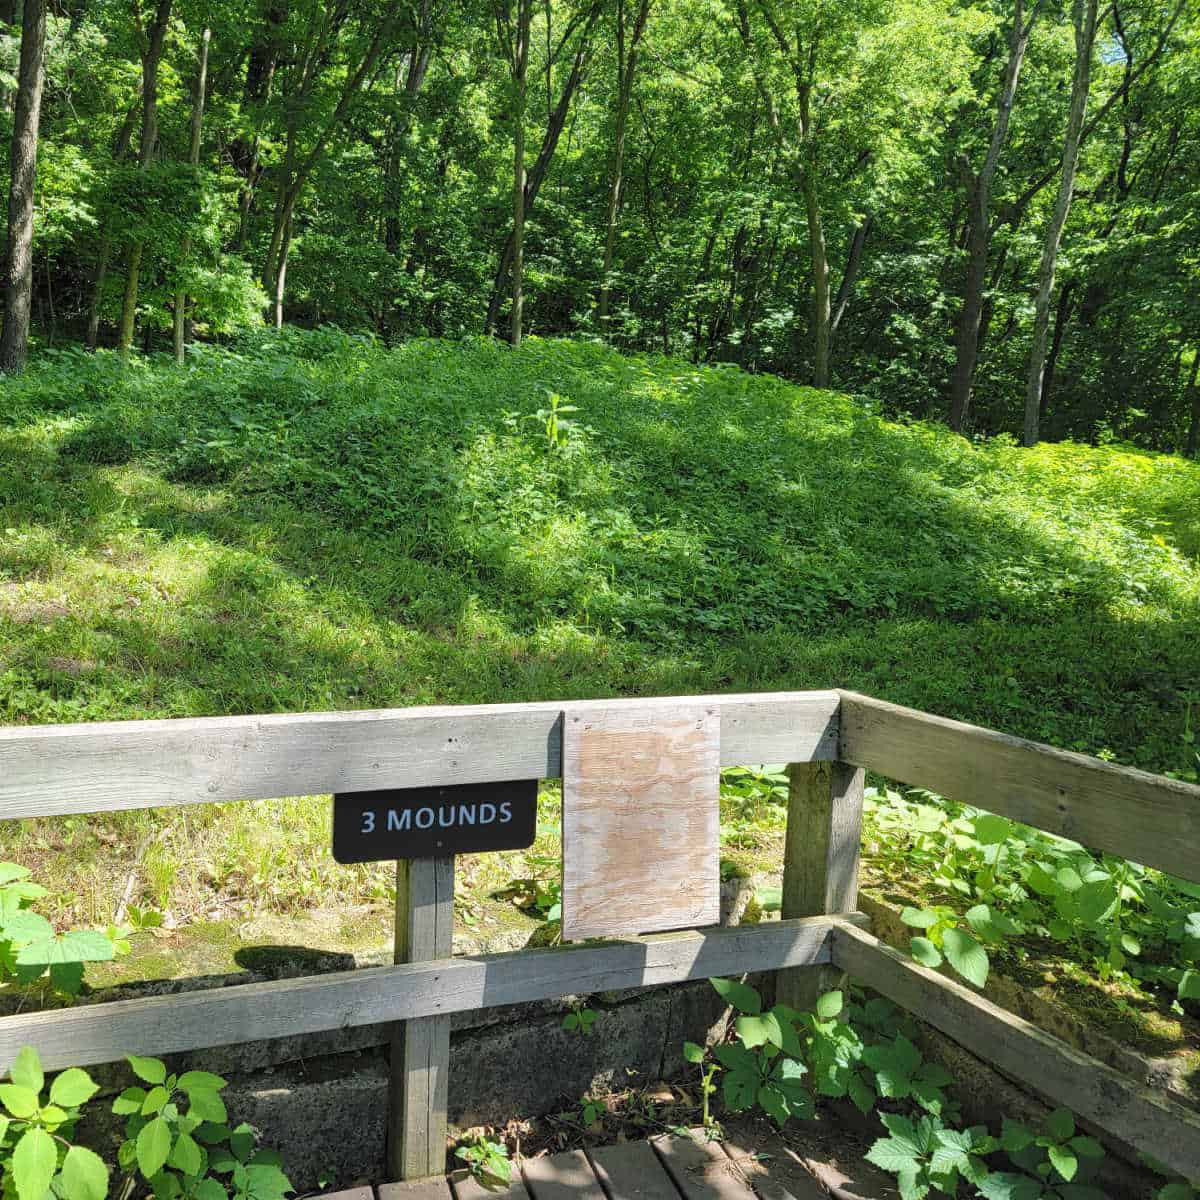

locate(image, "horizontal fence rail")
(831, 920), (1200, 1183)
(838, 691), (1200, 883)
(0, 691), (839, 819)
(0, 916), (853, 1074)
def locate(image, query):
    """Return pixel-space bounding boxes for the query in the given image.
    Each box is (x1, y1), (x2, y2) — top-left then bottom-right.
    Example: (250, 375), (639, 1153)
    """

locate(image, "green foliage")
(454, 1133), (512, 1188)
(561, 1004), (596, 1034)
(865, 1112), (994, 1200)
(0, 863), (127, 997)
(975, 1111), (1107, 1200)
(113, 1055), (294, 1200)
(866, 787), (1200, 1011)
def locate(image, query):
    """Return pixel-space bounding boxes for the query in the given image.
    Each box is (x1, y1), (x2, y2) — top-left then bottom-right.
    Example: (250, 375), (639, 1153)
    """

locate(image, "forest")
(0, 0), (1197, 451)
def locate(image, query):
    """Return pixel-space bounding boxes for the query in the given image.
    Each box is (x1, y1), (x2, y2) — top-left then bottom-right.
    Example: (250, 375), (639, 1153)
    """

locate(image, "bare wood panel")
(777, 761), (865, 1012)
(0, 692), (839, 819)
(588, 1142), (681, 1200)
(830, 921), (1200, 1182)
(389, 857), (455, 1181)
(838, 691), (1200, 882)
(378, 1181), (456, 1200)
(521, 1150), (605, 1200)
(0, 916), (853, 1073)
(719, 1132), (827, 1200)
(652, 1132), (757, 1200)
(562, 704), (720, 939)
(319, 1189), (375, 1200)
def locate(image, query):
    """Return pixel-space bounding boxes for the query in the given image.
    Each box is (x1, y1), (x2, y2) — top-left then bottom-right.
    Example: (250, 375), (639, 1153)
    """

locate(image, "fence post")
(777, 761), (865, 1012)
(387, 856), (455, 1180)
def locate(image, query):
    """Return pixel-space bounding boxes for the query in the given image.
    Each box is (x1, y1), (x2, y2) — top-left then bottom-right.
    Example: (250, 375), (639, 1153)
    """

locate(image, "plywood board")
(562, 702), (720, 940)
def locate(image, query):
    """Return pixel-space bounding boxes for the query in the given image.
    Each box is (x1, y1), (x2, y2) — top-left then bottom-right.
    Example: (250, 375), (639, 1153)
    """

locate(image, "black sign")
(332, 780), (539, 863)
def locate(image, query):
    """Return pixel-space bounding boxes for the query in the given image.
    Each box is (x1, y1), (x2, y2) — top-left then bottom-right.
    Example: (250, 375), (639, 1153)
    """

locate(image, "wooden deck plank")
(521, 1150), (606, 1200)
(450, 1170), (531, 1200)
(588, 1142), (681, 1200)
(379, 1179), (456, 1199)
(719, 1134), (825, 1200)
(321, 1189), (376, 1200)
(652, 1133), (757, 1200)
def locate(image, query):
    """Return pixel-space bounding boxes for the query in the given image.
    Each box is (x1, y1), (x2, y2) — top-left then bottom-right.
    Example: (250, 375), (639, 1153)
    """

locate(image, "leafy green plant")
(454, 1133), (512, 1188)
(113, 1055), (293, 1200)
(530, 392), (579, 453)
(0, 1046), (108, 1200)
(682, 1041), (720, 1130)
(0, 863), (128, 997)
(706, 977), (813, 1126)
(976, 1111), (1106, 1200)
(561, 1004), (596, 1035)
(865, 1111), (994, 1200)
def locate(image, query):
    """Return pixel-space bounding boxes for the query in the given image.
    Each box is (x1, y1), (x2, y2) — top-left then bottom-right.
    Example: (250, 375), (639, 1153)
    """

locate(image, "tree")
(596, 0), (652, 333)
(947, 0), (1039, 432)
(173, 24), (211, 364)
(117, 0), (174, 357)
(0, 0), (46, 373)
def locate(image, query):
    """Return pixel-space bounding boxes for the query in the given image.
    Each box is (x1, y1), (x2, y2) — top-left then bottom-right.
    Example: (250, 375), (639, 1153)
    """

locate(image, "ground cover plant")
(2, 331), (1200, 1027)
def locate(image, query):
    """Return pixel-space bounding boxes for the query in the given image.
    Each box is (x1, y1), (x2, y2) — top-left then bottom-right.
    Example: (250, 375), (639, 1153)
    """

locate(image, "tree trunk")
(1185, 353), (1200, 460)
(485, 2), (601, 334)
(118, 0), (173, 358)
(948, 0), (1035, 431)
(510, 0), (531, 348)
(597, 0), (651, 334)
(1023, 0), (1098, 446)
(0, 0), (45, 374)
(174, 25), (211, 365)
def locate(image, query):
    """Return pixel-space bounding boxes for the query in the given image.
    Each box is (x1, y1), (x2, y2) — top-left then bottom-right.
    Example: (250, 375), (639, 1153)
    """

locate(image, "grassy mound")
(2, 330), (1198, 776)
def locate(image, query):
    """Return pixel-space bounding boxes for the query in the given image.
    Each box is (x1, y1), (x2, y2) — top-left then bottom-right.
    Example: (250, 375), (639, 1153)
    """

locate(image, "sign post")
(333, 781), (537, 1180)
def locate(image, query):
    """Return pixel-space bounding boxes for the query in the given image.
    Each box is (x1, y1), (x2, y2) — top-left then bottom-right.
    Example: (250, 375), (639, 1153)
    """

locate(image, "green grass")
(2, 329), (1199, 929)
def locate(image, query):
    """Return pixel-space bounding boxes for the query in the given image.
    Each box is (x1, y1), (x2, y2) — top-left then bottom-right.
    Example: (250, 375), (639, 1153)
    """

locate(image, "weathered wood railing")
(1, 691), (1198, 1182)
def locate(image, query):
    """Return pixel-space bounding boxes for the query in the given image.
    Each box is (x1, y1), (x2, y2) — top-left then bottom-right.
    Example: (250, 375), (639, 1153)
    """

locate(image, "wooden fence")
(1, 690), (1198, 1182)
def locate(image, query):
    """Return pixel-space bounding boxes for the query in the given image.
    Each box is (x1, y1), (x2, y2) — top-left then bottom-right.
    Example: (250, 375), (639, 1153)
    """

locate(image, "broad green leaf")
(973, 814), (1014, 845)
(721, 1069), (758, 1112)
(865, 1137), (919, 1175)
(709, 976), (762, 1015)
(1044, 1108), (1075, 1142)
(10, 1045), (43, 1094)
(168, 1130), (204, 1176)
(0, 864), (32, 886)
(142, 1086), (169, 1115)
(900, 907), (938, 930)
(1069, 1135), (1104, 1160)
(193, 1179), (229, 1200)
(112, 1086), (148, 1115)
(129, 1056), (168, 1085)
(1048, 1143), (1078, 1182)
(1075, 882), (1118, 926)
(757, 1083), (788, 1127)
(244, 1163), (293, 1200)
(977, 1172), (1045, 1200)
(2, 912), (54, 945)
(682, 1041), (705, 1064)
(12, 1126), (57, 1200)
(942, 928), (988, 988)
(61, 1145), (110, 1200)
(736, 1011), (782, 1050)
(0, 1084), (38, 1118)
(137, 1116), (173, 1179)
(50, 1067), (99, 1109)
(187, 1087), (227, 1124)
(1056, 867), (1083, 893)
(815, 990), (843, 1020)
(49, 962), (85, 995)
(910, 937), (942, 969)
(1178, 970), (1200, 1001)
(229, 1123), (256, 1161)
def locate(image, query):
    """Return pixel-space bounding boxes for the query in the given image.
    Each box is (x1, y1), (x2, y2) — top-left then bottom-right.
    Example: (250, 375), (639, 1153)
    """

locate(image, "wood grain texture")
(378, 1183), (455, 1200)
(0, 691), (838, 819)
(719, 1133), (827, 1200)
(521, 1150), (605, 1200)
(450, 1172), (530, 1200)
(830, 921), (1200, 1182)
(562, 703), (720, 939)
(838, 691), (1200, 882)
(0, 916), (850, 1073)
(389, 857), (455, 1181)
(587, 1142), (681, 1200)
(652, 1133), (757, 1200)
(777, 761), (865, 1011)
